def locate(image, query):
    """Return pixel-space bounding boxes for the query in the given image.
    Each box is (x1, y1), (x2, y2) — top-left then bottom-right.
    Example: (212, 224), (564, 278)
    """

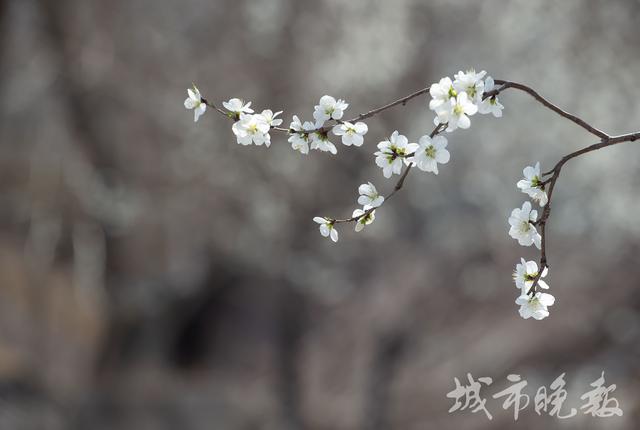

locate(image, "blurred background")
(1, 0), (640, 428)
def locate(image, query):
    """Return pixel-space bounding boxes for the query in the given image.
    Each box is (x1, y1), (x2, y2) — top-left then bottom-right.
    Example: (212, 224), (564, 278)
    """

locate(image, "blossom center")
(425, 145), (436, 159)
(391, 145), (406, 158)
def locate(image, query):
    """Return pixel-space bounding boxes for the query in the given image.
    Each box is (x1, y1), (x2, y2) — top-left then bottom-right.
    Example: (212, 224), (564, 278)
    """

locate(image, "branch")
(199, 79), (639, 293)
(488, 80), (609, 139)
(523, 142), (640, 295)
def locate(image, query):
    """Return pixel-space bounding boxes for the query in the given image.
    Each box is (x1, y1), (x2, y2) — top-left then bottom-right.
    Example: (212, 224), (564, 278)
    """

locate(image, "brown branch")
(202, 78), (640, 281)
(525, 134), (640, 295)
(488, 80), (609, 139)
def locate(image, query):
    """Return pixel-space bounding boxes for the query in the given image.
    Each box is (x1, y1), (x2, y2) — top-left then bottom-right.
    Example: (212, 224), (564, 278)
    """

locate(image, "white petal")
(354, 122), (368, 134)
(538, 293), (555, 306)
(319, 224), (330, 237)
(436, 149), (450, 164)
(532, 309), (549, 320)
(330, 228), (339, 242)
(457, 114), (471, 129)
(351, 134), (364, 147)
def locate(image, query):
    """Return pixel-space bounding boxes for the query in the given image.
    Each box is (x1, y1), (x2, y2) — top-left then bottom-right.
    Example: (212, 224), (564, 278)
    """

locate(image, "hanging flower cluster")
(508, 161), (553, 319)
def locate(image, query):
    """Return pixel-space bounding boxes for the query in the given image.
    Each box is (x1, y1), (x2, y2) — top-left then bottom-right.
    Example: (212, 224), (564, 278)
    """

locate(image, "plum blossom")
(453, 69), (486, 103)
(352, 209), (375, 232)
(332, 122), (368, 146)
(374, 131), (418, 178)
(223, 98), (254, 118)
(508, 201), (542, 249)
(313, 217), (338, 242)
(288, 115), (314, 154)
(232, 113), (271, 147)
(310, 132), (338, 155)
(184, 85), (207, 122)
(429, 77), (456, 112)
(435, 92), (478, 132)
(515, 291), (555, 320)
(411, 135), (450, 174)
(513, 258), (549, 291)
(261, 109), (283, 127)
(313, 95), (349, 124)
(358, 182), (384, 209)
(478, 76), (504, 118)
(517, 162), (548, 206)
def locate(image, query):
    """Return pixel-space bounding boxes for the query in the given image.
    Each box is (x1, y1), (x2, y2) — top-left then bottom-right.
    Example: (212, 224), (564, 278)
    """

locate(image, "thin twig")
(488, 80), (609, 139)
(327, 123), (446, 224)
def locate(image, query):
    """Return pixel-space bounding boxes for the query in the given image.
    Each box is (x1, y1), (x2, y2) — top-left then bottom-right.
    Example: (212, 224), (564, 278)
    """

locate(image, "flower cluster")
(509, 162), (553, 320)
(428, 70), (503, 132)
(313, 182), (384, 243)
(223, 98), (283, 148)
(512, 259), (554, 320)
(352, 182), (383, 232)
(287, 95), (368, 156)
(373, 131), (451, 178)
(374, 131), (418, 178)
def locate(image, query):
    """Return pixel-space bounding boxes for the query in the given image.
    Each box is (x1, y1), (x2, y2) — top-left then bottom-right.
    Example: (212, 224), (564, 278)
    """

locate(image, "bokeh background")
(1, 0), (640, 429)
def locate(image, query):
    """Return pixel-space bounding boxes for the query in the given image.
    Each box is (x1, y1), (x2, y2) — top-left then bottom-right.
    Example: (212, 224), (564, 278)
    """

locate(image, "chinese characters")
(447, 371), (622, 421)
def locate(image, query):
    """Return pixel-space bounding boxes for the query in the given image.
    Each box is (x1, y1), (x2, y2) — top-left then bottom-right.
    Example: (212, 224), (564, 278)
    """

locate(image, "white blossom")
(261, 109), (283, 127)
(513, 258), (549, 291)
(184, 85), (207, 122)
(352, 209), (375, 232)
(310, 132), (338, 155)
(478, 76), (504, 118)
(374, 131), (418, 178)
(288, 115), (314, 154)
(232, 113), (271, 147)
(313, 217), (338, 242)
(515, 291), (555, 320)
(313, 95), (349, 124)
(410, 135), (450, 174)
(332, 122), (368, 147)
(517, 162), (548, 206)
(508, 201), (542, 249)
(358, 182), (384, 209)
(223, 98), (254, 116)
(435, 92), (478, 132)
(429, 77), (456, 112)
(453, 69), (486, 103)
